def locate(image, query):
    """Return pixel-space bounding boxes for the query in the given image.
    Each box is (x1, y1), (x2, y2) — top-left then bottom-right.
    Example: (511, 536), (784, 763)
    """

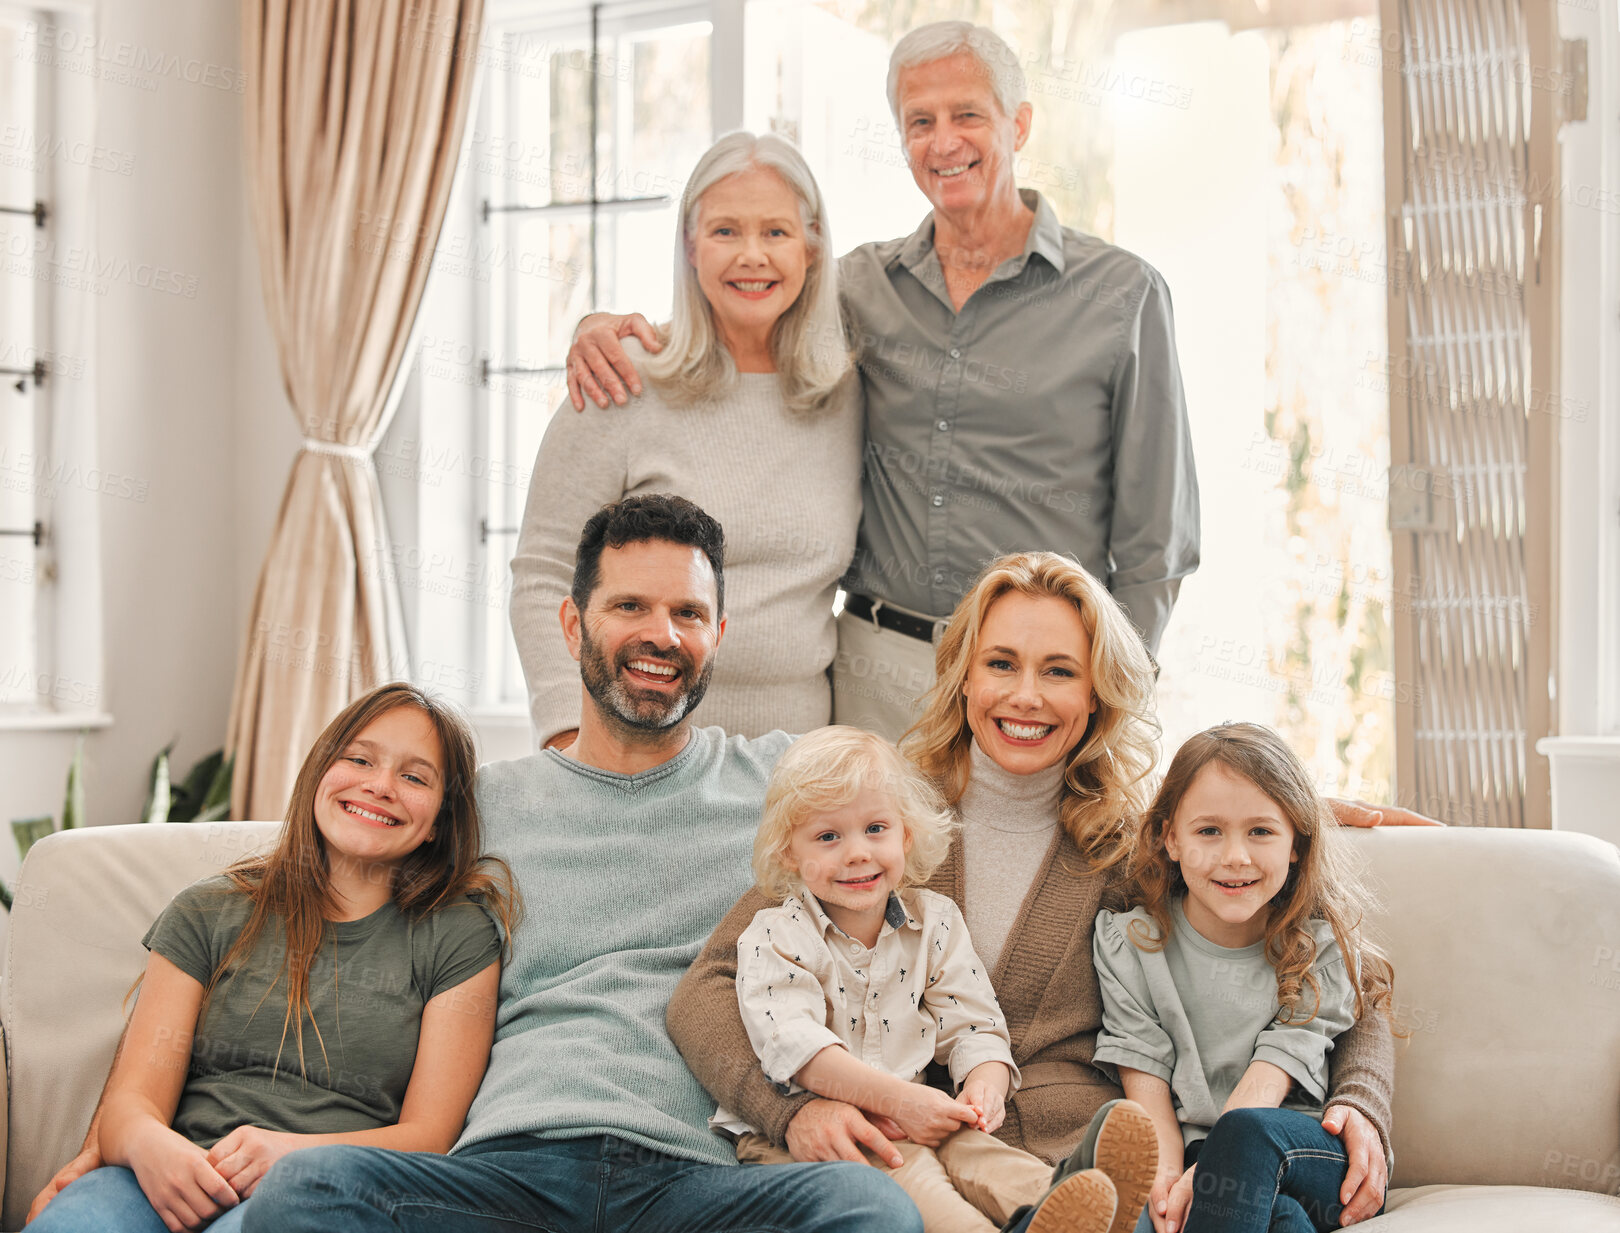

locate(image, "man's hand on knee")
(26, 1146), (102, 1224)
(785, 1099), (905, 1168)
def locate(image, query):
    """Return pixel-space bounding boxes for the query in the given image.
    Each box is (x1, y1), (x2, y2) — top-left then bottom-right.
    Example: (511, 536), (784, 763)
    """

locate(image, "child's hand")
(1146, 1166), (1183, 1233)
(206, 1125), (304, 1198)
(126, 1124), (239, 1232)
(959, 1061), (1010, 1134)
(886, 1084), (980, 1147)
(1163, 1164), (1197, 1233)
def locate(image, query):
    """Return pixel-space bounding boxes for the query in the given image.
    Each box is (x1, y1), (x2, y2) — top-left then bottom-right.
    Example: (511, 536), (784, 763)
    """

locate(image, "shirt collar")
(892, 188), (1067, 279)
(794, 887), (921, 943)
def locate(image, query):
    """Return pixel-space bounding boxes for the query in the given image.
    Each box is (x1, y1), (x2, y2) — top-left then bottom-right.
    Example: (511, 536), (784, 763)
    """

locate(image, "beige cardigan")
(666, 829), (1395, 1166)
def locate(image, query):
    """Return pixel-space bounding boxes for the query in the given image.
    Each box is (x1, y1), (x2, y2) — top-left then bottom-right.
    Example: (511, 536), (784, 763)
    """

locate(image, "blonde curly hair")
(754, 726), (957, 901)
(903, 552), (1161, 874)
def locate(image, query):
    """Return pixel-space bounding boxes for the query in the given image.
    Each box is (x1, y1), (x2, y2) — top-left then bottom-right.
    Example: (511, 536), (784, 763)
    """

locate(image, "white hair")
(644, 131), (851, 414)
(886, 21), (1027, 125)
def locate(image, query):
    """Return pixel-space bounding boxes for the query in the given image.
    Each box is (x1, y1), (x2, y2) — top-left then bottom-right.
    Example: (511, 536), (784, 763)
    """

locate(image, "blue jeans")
(28, 1165), (251, 1233)
(1130, 1109), (1352, 1233)
(242, 1134), (923, 1233)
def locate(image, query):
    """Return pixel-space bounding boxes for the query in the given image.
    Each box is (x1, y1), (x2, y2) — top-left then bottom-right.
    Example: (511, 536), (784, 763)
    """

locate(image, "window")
(0, 10), (46, 709)
(0, 5), (104, 728)
(747, 0), (1395, 800)
(384, 2), (713, 738)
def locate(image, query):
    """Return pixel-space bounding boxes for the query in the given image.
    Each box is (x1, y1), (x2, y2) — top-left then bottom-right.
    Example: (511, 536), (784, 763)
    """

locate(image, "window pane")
(0, 15), (38, 709)
(482, 15), (714, 709)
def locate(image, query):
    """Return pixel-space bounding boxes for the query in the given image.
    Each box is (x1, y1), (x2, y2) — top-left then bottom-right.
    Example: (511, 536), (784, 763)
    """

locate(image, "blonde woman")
(668, 552), (1399, 1233)
(509, 131), (860, 750)
(720, 726), (1119, 1233)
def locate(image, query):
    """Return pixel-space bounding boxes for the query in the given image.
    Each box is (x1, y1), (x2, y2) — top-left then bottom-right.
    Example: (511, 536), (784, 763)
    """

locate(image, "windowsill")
(468, 705), (530, 723)
(468, 706), (537, 765)
(0, 711), (113, 733)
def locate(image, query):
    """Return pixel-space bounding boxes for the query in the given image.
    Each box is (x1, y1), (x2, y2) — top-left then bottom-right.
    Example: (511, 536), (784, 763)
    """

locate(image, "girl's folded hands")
(206, 1125), (305, 1200)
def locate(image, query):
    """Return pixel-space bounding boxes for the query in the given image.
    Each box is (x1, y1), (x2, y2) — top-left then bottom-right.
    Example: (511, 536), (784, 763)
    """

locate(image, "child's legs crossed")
(734, 1133), (1000, 1233)
(1184, 1109), (1349, 1233)
(935, 1128), (1055, 1225)
(26, 1166), (174, 1233)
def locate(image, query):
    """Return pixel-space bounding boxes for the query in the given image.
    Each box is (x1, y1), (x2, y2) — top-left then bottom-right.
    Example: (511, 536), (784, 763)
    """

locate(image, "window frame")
(0, 1), (107, 732)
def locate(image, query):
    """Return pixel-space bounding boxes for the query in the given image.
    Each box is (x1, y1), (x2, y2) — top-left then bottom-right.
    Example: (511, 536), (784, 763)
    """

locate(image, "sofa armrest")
(0, 1017), (10, 1215)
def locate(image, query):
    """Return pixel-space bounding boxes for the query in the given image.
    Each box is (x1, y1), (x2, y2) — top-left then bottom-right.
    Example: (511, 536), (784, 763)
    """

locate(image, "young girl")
(1093, 723), (1397, 1233)
(29, 683), (519, 1233)
(719, 725), (1121, 1233)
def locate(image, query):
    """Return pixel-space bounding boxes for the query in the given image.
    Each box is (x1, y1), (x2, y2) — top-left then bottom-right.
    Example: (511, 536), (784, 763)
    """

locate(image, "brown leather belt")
(844, 593), (946, 643)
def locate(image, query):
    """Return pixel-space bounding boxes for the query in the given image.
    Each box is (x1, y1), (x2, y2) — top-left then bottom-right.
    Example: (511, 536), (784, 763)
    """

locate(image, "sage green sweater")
(455, 726), (792, 1164)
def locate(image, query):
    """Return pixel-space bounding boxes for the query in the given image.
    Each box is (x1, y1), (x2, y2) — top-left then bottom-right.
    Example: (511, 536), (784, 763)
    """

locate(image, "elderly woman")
(565, 20), (1199, 745)
(667, 553), (1397, 1233)
(509, 132), (861, 749)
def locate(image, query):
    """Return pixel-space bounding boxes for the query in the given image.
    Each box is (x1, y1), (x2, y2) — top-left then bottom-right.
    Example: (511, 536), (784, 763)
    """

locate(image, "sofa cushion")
(1347, 828), (1620, 1192)
(1, 821), (280, 1231)
(1367, 1183), (1620, 1230)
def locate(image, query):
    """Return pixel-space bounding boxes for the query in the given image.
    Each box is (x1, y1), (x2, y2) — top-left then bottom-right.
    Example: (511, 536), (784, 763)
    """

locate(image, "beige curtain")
(228, 0), (483, 820)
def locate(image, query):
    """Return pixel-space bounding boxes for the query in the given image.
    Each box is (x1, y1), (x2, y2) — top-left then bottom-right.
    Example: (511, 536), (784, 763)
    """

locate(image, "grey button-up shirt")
(838, 189), (1199, 652)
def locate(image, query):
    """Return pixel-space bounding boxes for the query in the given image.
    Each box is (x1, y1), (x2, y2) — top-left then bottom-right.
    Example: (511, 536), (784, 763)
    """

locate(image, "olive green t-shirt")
(142, 875), (502, 1148)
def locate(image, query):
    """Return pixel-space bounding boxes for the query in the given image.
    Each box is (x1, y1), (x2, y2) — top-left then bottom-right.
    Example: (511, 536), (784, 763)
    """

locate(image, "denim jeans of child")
(1131, 1108), (1356, 1233)
(28, 1165), (252, 1233)
(241, 1133), (922, 1233)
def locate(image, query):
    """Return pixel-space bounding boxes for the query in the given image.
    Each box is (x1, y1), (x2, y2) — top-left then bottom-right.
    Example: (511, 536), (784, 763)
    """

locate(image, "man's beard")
(578, 626), (715, 736)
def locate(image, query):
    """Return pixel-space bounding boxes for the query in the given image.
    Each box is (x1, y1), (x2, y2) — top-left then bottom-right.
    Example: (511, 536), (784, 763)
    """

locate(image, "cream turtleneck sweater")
(958, 739), (1067, 973)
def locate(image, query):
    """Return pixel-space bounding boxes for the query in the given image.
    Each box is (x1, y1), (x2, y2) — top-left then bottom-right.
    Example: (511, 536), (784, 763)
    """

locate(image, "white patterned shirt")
(715, 886), (1018, 1134)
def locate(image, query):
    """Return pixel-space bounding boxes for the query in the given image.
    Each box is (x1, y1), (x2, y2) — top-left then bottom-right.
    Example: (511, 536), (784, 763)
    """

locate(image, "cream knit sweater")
(509, 340), (863, 747)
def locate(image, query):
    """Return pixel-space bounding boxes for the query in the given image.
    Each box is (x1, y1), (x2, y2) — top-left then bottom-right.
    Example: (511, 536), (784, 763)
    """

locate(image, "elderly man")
(567, 21), (1199, 741)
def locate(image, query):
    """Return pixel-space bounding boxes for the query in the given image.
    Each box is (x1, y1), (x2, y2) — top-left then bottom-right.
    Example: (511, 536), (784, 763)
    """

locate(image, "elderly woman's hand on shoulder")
(567, 312), (660, 409)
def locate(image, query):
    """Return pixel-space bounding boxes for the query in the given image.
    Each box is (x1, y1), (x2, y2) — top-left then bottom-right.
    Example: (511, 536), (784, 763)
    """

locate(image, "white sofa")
(3, 822), (1619, 1231)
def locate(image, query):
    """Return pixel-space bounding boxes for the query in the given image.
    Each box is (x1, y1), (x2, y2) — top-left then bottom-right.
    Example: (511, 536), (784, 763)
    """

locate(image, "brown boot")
(1026, 1168), (1118, 1233)
(1090, 1100), (1159, 1233)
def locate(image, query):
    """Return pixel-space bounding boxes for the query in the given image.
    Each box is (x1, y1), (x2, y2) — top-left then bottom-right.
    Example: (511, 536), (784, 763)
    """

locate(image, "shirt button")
(932, 494), (944, 507)
(850, 943), (861, 954)
(937, 420), (949, 432)
(933, 569), (946, 584)
(949, 347), (961, 359)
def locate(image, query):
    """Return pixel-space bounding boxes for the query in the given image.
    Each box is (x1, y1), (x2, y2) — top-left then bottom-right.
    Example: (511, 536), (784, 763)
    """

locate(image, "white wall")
(0, 0), (264, 867)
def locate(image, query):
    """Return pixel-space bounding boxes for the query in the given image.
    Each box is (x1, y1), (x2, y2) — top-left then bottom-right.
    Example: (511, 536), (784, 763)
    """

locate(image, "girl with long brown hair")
(1095, 722), (1397, 1233)
(29, 683), (519, 1233)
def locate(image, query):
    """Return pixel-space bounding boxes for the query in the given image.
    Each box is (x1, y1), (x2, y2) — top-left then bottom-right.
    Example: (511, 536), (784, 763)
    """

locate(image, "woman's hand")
(1327, 798), (1445, 828)
(959, 1061), (1010, 1134)
(1321, 1105), (1388, 1225)
(206, 1125), (304, 1199)
(886, 1083), (980, 1148)
(26, 1146), (102, 1223)
(1162, 1164), (1197, 1233)
(566, 312), (660, 409)
(124, 1124), (238, 1232)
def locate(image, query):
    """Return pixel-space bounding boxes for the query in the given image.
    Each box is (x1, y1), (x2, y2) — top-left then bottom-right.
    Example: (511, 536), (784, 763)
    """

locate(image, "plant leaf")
(11, 816), (54, 858)
(142, 741), (175, 825)
(62, 736), (85, 830)
(168, 749), (224, 826)
(201, 752), (234, 819)
(0, 877), (11, 911)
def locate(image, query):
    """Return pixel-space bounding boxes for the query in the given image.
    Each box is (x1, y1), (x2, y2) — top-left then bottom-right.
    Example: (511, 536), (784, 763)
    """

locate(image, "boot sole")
(1027, 1168), (1118, 1233)
(1092, 1100), (1160, 1233)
